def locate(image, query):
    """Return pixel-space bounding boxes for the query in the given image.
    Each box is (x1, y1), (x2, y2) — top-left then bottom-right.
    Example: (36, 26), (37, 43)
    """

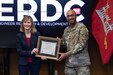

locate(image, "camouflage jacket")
(62, 23), (91, 67)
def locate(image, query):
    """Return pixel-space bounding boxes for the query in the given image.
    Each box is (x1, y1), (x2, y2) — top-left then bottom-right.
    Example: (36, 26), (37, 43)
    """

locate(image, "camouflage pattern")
(65, 66), (90, 75)
(62, 23), (91, 74)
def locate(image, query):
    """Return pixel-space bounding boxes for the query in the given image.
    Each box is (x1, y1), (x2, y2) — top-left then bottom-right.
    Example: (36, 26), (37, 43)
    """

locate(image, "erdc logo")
(0, 0), (85, 22)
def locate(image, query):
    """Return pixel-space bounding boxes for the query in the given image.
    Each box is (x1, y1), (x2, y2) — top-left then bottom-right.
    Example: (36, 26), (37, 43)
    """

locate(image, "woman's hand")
(31, 48), (38, 54)
(41, 56), (47, 60)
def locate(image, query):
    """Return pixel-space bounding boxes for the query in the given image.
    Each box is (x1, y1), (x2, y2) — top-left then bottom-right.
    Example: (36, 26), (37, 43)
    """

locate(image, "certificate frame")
(36, 36), (61, 60)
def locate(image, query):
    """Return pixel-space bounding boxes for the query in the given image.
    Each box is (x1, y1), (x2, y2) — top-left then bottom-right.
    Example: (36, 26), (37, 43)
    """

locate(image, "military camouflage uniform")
(62, 23), (91, 75)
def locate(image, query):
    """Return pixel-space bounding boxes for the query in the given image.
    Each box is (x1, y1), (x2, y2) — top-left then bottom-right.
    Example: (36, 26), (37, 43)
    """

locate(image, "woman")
(16, 15), (42, 75)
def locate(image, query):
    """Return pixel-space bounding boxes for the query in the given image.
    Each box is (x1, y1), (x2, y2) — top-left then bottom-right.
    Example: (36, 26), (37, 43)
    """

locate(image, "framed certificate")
(36, 36), (61, 60)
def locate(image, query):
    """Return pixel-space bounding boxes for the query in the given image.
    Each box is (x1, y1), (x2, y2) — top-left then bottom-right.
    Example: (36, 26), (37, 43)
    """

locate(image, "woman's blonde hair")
(20, 15), (37, 33)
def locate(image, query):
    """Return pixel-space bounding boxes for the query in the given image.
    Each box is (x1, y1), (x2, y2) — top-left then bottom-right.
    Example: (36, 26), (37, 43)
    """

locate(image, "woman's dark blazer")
(16, 32), (42, 65)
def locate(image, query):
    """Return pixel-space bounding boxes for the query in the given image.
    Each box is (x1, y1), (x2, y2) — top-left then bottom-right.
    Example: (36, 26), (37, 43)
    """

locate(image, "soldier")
(58, 9), (91, 75)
